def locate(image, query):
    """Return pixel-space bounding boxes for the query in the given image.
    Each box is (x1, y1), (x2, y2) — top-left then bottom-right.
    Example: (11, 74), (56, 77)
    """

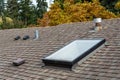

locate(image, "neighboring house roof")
(0, 18), (120, 80)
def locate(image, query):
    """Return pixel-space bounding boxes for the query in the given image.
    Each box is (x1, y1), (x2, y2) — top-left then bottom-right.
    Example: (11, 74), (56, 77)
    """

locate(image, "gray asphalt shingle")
(0, 18), (120, 80)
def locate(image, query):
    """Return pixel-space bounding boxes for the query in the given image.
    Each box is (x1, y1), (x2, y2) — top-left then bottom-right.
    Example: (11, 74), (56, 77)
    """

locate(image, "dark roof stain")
(0, 18), (120, 80)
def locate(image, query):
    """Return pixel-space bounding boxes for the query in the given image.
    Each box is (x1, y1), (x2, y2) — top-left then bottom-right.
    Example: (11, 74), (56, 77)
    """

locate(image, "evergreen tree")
(19, 0), (35, 25)
(100, 0), (118, 13)
(37, 0), (48, 18)
(0, 0), (4, 16)
(7, 0), (19, 19)
(6, 0), (24, 28)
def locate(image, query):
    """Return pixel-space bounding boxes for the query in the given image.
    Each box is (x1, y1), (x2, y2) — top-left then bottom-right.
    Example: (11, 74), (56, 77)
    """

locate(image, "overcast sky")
(32, 0), (53, 7)
(32, 0), (53, 11)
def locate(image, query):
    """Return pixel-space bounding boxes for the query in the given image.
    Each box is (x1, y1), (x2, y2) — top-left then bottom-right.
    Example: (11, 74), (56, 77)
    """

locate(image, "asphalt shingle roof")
(0, 18), (120, 80)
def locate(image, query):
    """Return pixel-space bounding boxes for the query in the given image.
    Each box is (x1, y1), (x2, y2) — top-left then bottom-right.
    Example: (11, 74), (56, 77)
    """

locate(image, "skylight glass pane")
(45, 40), (101, 61)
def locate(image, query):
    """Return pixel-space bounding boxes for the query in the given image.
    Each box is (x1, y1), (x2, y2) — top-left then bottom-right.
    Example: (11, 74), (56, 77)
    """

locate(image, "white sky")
(32, 0), (53, 11)
(32, 0), (53, 7)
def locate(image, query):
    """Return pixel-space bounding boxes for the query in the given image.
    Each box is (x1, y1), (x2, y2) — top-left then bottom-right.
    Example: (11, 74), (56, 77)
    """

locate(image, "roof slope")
(0, 18), (120, 80)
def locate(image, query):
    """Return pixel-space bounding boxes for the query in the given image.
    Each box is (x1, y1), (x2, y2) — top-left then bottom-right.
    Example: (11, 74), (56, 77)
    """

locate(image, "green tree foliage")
(0, 0), (119, 29)
(6, 0), (25, 28)
(19, 0), (34, 25)
(0, 0), (48, 29)
(0, 0), (4, 16)
(6, 0), (39, 27)
(38, 0), (117, 27)
(36, 0), (48, 18)
(7, 0), (19, 19)
(100, 0), (118, 13)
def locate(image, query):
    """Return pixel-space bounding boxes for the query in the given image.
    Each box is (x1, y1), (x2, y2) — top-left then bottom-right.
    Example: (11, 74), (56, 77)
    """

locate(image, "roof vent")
(23, 35), (30, 40)
(34, 30), (39, 40)
(42, 38), (106, 68)
(94, 18), (102, 31)
(14, 36), (21, 40)
(13, 58), (25, 66)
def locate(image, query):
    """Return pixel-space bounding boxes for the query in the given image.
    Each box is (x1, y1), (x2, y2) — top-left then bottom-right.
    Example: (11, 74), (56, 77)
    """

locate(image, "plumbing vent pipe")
(93, 18), (102, 31)
(34, 30), (39, 40)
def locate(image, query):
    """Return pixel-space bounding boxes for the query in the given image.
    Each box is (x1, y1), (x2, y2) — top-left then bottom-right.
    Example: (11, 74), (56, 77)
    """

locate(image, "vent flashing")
(42, 38), (106, 68)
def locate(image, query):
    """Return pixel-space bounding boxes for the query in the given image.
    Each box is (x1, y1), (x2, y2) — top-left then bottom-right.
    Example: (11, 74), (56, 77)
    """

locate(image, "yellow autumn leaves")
(38, 0), (118, 27)
(0, 17), (13, 25)
(115, 1), (120, 10)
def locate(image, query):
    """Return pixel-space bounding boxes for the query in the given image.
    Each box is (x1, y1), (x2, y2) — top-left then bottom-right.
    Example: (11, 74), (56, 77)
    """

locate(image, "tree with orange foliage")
(37, 0), (117, 27)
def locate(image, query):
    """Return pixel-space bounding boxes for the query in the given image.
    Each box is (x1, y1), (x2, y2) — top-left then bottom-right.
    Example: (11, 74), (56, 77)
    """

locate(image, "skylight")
(42, 38), (106, 68)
